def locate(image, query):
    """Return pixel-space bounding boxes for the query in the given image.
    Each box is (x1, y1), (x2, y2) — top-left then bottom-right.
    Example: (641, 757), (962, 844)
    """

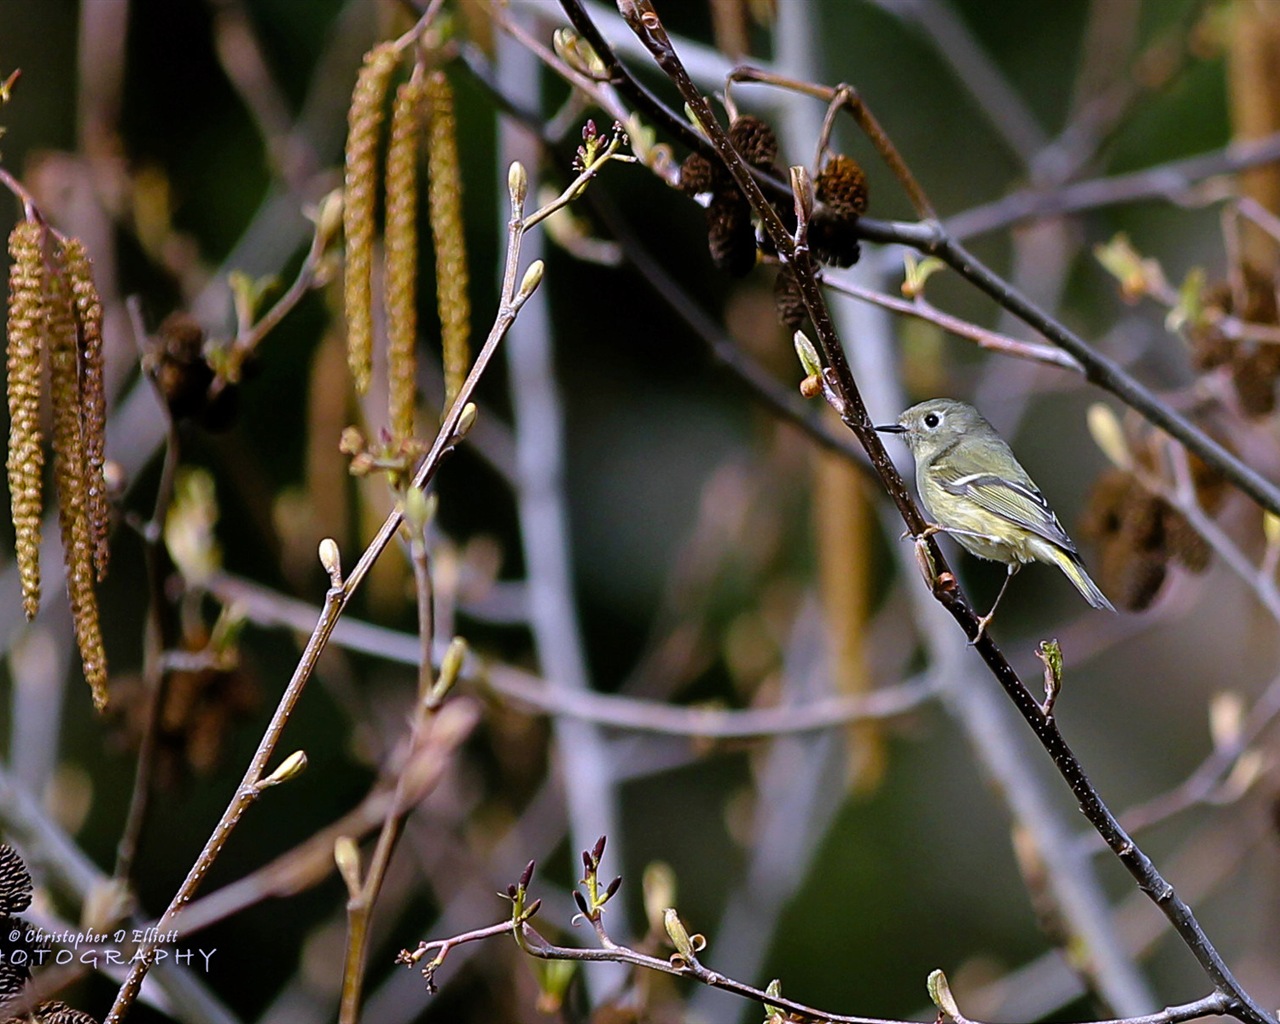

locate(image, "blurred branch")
(947, 132), (1280, 240)
(864, 0), (1046, 164)
(207, 0), (320, 194)
(209, 570), (935, 737)
(111, 299), (183, 886)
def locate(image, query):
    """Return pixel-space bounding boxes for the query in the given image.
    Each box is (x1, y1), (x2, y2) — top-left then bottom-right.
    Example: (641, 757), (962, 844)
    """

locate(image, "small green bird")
(876, 398), (1114, 637)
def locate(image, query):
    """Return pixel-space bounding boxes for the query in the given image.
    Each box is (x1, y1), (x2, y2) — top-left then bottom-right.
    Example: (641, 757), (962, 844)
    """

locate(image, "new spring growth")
(794, 331), (823, 398)
(927, 969), (961, 1020)
(790, 165), (814, 227)
(427, 636), (467, 709)
(258, 750), (308, 790)
(901, 253), (946, 299)
(794, 331), (822, 376)
(1036, 639), (1063, 718)
(318, 537), (342, 587)
(311, 188), (344, 253)
(454, 402), (478, 442)
(517, 260), (545, 301)
(763, 979), (784, 1022)
(509, 161), (528, 211)
(403, 485), (437, 535)
(334, 835), (362, 896)
(506, 860), (541, 934)
(552, 28), (606, 78)
(662, 908), (705, 966)
(573, 835), (622, 922)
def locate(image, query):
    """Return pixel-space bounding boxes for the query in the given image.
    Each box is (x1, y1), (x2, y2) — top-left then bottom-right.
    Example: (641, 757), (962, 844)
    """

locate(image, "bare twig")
(112, 300), (183, 885)
(946, 132), (1280, 240)
(403, 882), (1234, 1024)
(819, 270), (1084, 372)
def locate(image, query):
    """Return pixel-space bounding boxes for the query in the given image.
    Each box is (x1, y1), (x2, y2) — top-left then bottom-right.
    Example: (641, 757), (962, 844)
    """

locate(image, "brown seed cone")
(809, 210), (861, 268)
(728, 114), (779, 168)
(1160, 503), (1211, 573)
(815, 154), (869, 218)
(707, 192), (757, 277)
(1079, 468), (1131, 540)
(1186, 322), (1234, 371)
(47, 275), (109, 711)
(678, 151), (715, 194)
(343, 42), (399, 395)
(1102, 542), (1167, 612)
(1232, 345), (1280, 417)
(425, 70), (471, 414)
(1190, 450), (1229, 515)
(774, 265), (807, 329)
(0, 916), (32, 997)
(7, 221), (46, 620)
(1118, 484), (1166, 551)
(384, 73), (423, 443)
(59, 238), (110, 580)
(33, 1002), (101, 1024)
(149, 312), (214, 420)
(0, 843), (32, 915)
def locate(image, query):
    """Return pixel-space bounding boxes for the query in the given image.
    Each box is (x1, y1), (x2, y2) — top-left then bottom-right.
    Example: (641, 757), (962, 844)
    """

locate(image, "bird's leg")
(972, 563), (1019, 644)
(900, 521), (943, 541)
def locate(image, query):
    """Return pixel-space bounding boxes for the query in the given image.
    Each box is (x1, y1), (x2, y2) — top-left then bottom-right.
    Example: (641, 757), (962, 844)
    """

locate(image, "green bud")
(318, 538), (342, 585)
(260, 750), (308, 788)
(927, 969), (960, 1019)
(518, 260), (544, 300)
(334, 835), (362, 894)
(509, 161), (528, 209)
(794, 331), (822, 376)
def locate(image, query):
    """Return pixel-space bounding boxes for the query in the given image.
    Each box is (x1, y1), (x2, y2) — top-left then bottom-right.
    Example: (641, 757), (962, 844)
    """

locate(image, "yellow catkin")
(60, 238), (110, 580)
(47, 272), (108, 710)
(424, 70), (470, 412)
(343, 42), (399, 395)
(6, 221), (45, 620)
(384, 73), (423, 442)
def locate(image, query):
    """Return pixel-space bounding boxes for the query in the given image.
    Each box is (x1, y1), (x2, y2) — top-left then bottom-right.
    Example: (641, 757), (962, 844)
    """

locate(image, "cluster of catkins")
(0, 843), (97, 1023)
(1080, 450), (1223, 612)
(676, 113), (867, 328)
(5, 222), (110, 710)
(1187, 264), (1280, 418)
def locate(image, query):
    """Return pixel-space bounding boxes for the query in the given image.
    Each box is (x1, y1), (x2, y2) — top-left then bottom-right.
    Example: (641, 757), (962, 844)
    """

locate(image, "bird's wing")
(932, 461), (1078, 554)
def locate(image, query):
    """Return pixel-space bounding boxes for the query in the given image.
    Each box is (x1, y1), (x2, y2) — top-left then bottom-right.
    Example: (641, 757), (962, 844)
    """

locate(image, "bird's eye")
(923, 412), (941, 429)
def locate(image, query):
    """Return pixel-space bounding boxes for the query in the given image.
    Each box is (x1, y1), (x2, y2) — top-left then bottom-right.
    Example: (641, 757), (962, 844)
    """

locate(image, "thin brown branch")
(727, 68), (937, 220)
(403, 896), (1233, 1024)
(819, 270), (1084, 372)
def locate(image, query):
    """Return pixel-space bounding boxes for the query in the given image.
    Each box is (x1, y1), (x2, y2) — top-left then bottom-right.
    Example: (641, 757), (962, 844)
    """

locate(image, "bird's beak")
(874, 423), (907, 434)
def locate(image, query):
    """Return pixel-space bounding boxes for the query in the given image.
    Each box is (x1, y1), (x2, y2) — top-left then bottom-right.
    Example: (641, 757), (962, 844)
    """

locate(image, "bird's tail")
(1049, 547), (1115, 612)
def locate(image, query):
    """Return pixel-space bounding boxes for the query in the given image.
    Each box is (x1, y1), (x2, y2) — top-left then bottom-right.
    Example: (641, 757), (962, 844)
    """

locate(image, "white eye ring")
(923, 412), (941, 429)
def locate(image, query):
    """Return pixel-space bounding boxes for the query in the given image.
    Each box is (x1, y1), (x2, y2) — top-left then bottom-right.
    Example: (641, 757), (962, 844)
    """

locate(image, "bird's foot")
(967, 611), (994, 646)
